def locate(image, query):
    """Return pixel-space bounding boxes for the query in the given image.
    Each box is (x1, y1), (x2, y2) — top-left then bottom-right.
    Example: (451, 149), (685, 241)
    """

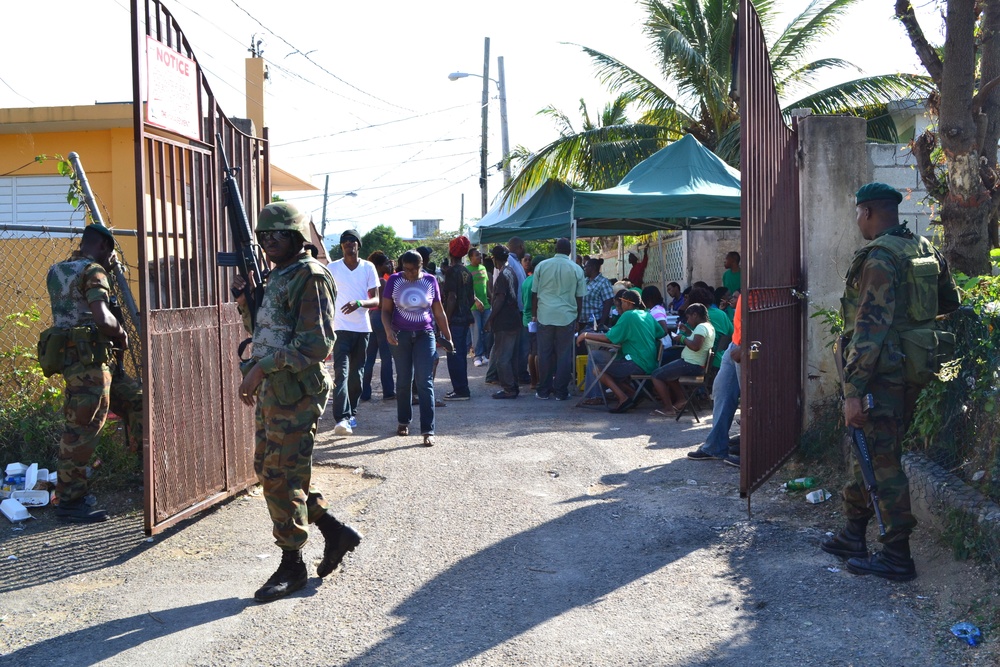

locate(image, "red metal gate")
(738, 0), (804, 499)
(131, 0), (265, 533)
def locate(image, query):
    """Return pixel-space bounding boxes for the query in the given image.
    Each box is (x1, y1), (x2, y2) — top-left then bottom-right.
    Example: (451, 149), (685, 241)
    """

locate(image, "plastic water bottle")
(783, 477), (817, 490)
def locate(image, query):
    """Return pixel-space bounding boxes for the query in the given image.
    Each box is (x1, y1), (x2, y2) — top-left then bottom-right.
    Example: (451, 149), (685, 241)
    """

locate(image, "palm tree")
(505, 0), (933, 203)
(504, 93), (675, 204)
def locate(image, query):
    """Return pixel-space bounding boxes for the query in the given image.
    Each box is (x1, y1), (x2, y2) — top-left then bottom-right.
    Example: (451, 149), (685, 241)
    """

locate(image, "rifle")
(67, 152), (141, 382)
(214, 134), (267, 360)
(833, 335), (887, 536)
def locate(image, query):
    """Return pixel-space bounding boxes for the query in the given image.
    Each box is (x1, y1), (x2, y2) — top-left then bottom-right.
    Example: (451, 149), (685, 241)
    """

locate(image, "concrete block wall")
(867, 143), (934, 238)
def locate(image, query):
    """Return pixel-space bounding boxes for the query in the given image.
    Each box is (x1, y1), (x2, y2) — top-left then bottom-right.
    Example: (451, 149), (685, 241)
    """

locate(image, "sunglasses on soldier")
(256, 230), (294, 242)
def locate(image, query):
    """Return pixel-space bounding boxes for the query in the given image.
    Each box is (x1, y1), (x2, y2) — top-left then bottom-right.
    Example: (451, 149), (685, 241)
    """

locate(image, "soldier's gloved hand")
(232, 275), (248, 307)
(844, 396), (868, 428)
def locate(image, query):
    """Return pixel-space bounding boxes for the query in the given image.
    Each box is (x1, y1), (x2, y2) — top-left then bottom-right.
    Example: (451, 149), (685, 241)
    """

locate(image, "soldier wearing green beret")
(232, 202), (361, 603)
(821, 182), (960, 580)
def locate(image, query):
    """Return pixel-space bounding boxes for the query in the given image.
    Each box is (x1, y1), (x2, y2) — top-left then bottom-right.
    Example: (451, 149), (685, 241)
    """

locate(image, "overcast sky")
(1, 0), (942, 241)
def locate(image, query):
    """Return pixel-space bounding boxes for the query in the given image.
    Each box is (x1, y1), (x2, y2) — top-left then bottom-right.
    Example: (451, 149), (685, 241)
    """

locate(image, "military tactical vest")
(842, 226), (940, 337)
(46, 257), (103, 328)
(252, 255), (335, 361)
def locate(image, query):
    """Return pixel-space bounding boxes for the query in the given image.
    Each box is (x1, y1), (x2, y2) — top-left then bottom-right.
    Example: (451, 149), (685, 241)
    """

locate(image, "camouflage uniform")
(840, 224), (959, 543)
(47, 253), (143, 503)
(241, 253), (337, 550)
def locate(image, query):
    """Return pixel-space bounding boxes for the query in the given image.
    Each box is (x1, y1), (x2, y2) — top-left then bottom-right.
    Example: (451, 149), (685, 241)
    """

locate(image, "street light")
(449, 37), (511, 216)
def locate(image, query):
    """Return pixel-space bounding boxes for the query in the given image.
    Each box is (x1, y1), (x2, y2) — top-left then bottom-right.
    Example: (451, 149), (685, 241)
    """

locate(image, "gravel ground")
(1, 362), (998, 666)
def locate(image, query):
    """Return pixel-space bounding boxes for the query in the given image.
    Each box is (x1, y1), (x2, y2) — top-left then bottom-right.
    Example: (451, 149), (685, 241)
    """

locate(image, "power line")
(310, 151), (478, 176)
(227, 0), (411, 112)
(271, 102), (480, 146)
(284, 136), (478, 159)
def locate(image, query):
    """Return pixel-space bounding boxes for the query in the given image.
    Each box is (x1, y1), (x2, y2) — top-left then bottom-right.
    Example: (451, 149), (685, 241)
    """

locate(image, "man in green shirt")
(468, 247), (491, 366)
(531, 238), (587, 400)
(722, 251), (741, 296)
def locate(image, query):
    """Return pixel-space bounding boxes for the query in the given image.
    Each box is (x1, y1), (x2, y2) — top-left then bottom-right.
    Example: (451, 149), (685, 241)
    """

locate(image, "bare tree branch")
(895, 0), (944, 85)
(971, 75), (1000, 113)
(912, 130), (946, 198)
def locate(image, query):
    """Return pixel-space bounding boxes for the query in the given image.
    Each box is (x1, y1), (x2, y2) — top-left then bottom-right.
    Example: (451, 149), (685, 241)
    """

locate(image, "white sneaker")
(473, 357), (484, 367)
(334, 419), (353, 435)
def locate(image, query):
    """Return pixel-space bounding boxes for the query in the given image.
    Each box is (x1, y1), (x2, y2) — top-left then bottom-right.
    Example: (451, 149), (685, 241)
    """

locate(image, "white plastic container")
(11, 490), (48, 507)
(1, 498), (31, 522)
(5, 462), (27, 477)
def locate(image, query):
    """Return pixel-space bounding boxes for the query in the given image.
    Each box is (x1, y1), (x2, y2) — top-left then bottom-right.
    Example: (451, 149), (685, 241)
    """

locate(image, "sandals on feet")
(577, 397), (605, 407)
(422, 434), (435, 447)
(650, 408), (675, 418)
(397, 425), (409, 436)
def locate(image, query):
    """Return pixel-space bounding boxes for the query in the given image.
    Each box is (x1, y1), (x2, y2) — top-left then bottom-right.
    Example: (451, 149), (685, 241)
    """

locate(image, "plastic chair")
(675, 353), (714, 422)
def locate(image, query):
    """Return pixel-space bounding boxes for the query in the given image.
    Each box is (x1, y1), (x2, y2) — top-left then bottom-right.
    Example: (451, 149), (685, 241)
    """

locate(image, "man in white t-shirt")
(327, 229), (379, 435)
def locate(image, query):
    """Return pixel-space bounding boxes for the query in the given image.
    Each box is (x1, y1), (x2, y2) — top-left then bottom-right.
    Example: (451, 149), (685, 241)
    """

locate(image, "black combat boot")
(254, 549), (308, 603)
(55, 498), (109, 523)
(315, 513), (362, 578)
(820, 518), (868, 560)
(847, 540), (916, 582)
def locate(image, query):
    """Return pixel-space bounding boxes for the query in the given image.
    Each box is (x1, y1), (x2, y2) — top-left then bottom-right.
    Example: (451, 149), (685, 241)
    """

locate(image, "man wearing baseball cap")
(327, 229), (380, 435)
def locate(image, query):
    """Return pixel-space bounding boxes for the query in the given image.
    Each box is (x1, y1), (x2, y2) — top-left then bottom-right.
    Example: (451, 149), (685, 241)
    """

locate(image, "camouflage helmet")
(256, 201), (309, 236)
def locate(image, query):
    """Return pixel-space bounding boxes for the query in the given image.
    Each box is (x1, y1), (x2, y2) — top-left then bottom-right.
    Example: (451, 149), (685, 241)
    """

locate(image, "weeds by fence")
(0, 225), (141, 486)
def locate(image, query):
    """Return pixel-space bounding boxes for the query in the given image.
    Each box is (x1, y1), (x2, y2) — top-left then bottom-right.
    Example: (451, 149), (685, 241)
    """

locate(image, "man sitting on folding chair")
(650, 303), (715, 418)
(577, 290), (663, 412)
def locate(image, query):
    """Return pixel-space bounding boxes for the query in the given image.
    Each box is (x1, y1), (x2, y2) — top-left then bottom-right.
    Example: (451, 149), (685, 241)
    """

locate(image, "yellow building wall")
(0, 126), (140, 351)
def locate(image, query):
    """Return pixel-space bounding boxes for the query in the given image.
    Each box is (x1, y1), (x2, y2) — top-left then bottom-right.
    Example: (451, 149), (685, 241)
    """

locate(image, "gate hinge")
(791, 288), (808, 300)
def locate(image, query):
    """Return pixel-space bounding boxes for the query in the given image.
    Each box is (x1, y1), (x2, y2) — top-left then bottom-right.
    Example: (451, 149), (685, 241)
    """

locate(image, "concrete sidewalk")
(1, 362), (997, 666)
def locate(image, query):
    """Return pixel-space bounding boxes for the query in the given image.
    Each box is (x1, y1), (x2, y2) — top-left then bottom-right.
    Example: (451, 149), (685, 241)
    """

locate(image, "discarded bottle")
(783, 477), (817, 490)
(950, 622), (982, 646)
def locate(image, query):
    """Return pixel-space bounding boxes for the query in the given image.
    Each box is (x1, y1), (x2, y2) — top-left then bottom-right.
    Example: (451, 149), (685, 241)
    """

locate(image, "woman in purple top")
(382, 250), (453, 446)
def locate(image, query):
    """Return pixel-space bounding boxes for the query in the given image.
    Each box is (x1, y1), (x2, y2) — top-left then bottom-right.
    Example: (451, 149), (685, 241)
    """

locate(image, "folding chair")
(581, 339), (621, 409)
(675, 353), (714, 422)
(627, 345), (667, 408)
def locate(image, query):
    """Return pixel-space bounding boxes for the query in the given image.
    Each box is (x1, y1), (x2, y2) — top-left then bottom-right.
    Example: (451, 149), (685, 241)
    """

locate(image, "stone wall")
(867, 143), (934, 238)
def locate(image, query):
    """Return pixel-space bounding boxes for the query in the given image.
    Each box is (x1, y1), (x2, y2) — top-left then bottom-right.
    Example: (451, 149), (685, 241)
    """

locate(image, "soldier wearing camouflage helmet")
(44, 223), (142, 523)
(821, 182), (959, 581)
(232, 201), (361, 603)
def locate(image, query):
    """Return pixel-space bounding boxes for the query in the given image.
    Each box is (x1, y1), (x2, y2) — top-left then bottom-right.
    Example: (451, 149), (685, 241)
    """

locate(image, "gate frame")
(737, 0), (806, 504)
(131, 0), (265, 534)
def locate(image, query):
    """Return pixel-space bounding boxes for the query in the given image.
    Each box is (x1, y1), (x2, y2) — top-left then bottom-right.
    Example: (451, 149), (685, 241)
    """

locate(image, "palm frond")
(786, 73), (935, 116)
(770, 0), (859, 79)
(775, 57), (859, 99)
(503, 124), (673, 206)
(577, 43), (682, 114)
(537, 104), (577, 138)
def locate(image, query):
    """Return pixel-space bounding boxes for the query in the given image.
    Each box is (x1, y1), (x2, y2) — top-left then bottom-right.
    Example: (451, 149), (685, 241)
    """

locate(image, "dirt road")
(1, 365), (996, 665)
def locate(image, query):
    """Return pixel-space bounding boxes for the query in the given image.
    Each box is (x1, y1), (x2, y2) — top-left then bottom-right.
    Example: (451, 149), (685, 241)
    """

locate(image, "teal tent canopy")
(471, 134), (740, 243)
(471, 179), (577, 245)
(573, 134), (740, 231)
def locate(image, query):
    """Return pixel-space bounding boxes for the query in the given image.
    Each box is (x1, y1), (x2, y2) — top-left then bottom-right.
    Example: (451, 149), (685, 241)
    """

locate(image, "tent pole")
(657, 231), (666, 293)
(570, 202), (577, 262)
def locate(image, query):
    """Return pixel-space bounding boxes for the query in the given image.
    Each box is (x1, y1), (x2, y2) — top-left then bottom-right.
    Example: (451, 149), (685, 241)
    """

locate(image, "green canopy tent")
(471, 179), (576, 245)
(571, 134), (741, 233)
(470, 134), (740, 246)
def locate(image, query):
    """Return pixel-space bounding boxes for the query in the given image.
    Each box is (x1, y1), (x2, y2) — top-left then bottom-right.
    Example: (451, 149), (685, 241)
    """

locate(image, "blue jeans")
(362, 311), (394, 400)
(332, 330), (370, 422)
(446, 323), (471, 395)
(491, 329), (519, 393)
(471, 308), (493, 357)
(536, 323), (575, 398)
(392, 329), (436, 434)
(700, 343), (741, 457)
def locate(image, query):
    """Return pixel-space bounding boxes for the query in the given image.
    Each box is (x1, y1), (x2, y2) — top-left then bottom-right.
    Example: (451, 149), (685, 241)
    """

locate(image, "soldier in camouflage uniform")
(233, 201), (362, 603)
(821, 183), (959, 581)
(46, 223), (139, 523)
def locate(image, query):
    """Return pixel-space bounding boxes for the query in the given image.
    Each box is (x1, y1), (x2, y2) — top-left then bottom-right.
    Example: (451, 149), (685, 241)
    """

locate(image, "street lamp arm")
(448, 71), (500, 87)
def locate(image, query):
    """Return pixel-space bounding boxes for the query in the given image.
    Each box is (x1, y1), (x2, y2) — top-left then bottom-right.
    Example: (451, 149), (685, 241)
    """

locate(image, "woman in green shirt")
(650, 303), (715, 416)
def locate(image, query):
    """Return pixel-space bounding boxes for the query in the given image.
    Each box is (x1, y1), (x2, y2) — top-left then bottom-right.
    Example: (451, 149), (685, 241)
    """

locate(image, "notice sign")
(146, 36), (199, 140)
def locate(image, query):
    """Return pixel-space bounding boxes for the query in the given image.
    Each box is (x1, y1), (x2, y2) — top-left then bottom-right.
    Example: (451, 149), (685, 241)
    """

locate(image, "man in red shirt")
(626, 244), (649, 287)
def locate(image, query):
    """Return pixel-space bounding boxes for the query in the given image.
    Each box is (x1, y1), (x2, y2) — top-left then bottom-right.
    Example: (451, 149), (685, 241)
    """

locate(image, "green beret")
(855, 182), (902, 205)
(83, 223), (115, 244)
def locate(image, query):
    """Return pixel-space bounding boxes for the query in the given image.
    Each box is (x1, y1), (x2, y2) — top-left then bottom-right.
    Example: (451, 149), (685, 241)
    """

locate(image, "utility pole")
(480, 37), (490, 217)
(320, 174), (330, 240)
(497, 55), (511, 187)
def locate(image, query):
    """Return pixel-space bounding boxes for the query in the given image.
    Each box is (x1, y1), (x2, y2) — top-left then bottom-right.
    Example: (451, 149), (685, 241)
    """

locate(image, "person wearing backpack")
(821, 182), (960, 581)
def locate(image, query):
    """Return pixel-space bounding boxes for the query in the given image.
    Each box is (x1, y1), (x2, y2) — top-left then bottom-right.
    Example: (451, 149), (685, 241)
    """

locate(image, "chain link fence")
(0, 224), (141, 475)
